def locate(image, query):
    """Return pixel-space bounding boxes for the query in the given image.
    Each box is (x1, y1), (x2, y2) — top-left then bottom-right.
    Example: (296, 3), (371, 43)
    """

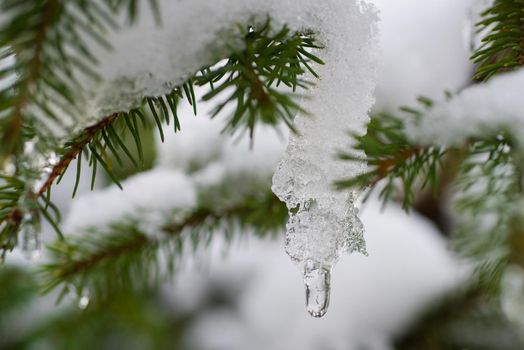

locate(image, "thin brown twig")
(37, 113), (119, 196)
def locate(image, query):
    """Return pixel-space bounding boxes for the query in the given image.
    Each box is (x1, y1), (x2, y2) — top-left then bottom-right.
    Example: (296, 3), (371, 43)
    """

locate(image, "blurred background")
(2, 0), (523, 349)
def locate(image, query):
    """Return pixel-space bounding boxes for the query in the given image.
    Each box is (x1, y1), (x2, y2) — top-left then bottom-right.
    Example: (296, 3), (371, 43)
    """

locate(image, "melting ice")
(271, 0), (378, 317)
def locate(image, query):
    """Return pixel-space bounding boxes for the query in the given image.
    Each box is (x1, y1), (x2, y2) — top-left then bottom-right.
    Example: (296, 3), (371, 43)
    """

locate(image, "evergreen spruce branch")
(0, 0), (62, 160)
(471, 0), (524, 81)
(0, 0), (120, 161)
(39, 189), (287, 301)
(0, 175), (25, 261)
(195, 20), (324, 137)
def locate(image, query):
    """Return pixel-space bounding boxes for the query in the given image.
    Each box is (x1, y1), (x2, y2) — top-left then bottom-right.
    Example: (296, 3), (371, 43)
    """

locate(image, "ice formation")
(271, 3), (378, 317)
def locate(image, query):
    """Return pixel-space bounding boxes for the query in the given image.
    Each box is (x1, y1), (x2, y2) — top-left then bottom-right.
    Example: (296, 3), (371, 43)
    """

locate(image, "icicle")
(302, 259), (331, 318)
(275, 188), (366, 317)
(272, 1), (377, 317)
(20, 212), (42, 262)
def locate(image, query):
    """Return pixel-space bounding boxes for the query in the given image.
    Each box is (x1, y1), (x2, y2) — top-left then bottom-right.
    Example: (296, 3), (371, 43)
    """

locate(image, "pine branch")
(0, 0), (61, 159)
(0, 0), (119, 161)
(196, 20), (324, 137)
(0, 175), (27, 260)
(335, 100), (448, 209)
(471, 0), (524, 81)
(39, 188), (287, 301)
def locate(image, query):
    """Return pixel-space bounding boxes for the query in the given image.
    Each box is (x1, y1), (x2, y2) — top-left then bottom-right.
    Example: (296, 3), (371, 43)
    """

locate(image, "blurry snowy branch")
(40, 184), (286, 302)
(338, 77), (524, 301)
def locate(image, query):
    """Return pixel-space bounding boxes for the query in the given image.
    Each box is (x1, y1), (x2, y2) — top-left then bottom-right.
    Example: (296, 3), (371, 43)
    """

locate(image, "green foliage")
(0, 0), (118, 160)
(471, 0), (524, 81)
(0, 290), (190, 350)
(0, 0), (163, 161)
(0, 266), (37, 318)
(196, 20), (324, 137)
(452, 134), (521, 294)
(0, 175), (25, 259)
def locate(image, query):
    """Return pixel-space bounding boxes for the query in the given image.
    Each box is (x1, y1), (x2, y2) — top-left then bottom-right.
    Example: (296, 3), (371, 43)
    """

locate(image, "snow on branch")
(0, 3), (324, 260)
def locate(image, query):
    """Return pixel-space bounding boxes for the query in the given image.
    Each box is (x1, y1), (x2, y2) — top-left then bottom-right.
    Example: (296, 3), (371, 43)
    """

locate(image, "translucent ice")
(20, 213), (42, 262)
(303, 259), (331, 317)
(272, 2), (378, 317)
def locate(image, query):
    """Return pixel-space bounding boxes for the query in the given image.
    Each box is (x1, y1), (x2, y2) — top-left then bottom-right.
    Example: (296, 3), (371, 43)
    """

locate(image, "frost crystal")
(272, 1), (378, 317)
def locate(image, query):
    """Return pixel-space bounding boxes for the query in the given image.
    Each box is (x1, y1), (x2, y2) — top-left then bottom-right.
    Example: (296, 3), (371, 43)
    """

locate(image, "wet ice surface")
(272, 1), (378, 317)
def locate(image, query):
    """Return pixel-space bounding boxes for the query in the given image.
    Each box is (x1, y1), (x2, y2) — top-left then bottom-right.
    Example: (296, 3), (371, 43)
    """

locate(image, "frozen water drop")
(78, 293), (91, 309)
(20, 213), (42, 262)
(303, 259), (331, 318)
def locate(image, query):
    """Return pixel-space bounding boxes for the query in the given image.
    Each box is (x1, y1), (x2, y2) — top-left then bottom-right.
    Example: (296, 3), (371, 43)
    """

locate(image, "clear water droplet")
(20, 213), (42, 262)
(78, 293), (90, 309)
(302, 259), (331, 318)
